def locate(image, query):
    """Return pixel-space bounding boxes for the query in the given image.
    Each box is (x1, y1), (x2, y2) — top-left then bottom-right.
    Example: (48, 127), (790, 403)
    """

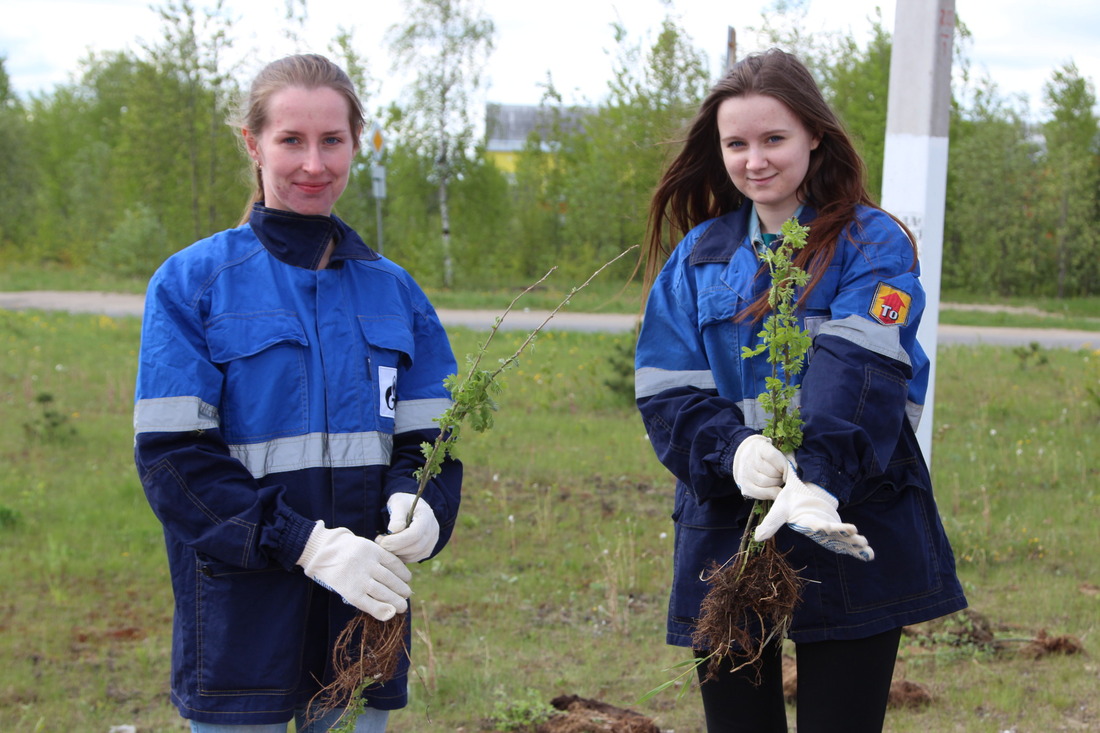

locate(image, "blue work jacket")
(635, 202), (966, 647)
(134, 205), (461, 723)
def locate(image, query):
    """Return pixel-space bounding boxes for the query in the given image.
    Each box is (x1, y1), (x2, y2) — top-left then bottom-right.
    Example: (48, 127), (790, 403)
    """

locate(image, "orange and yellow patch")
(869, 283), (912, 326)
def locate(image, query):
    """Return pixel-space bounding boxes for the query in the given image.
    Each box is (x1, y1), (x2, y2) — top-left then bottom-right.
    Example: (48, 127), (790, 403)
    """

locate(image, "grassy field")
(0, 308), (1097, 732)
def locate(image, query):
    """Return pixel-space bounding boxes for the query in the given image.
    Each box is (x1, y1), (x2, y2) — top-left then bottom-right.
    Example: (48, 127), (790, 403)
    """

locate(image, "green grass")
(0, 261), (150, 295)
(940, 288), (1100, 320)
(1, 310), (1098, 732)
(938, 307), (1100, 332)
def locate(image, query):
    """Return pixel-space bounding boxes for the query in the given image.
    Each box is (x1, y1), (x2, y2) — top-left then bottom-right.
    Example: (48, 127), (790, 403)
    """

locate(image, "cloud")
(2, 0), (1096, 115)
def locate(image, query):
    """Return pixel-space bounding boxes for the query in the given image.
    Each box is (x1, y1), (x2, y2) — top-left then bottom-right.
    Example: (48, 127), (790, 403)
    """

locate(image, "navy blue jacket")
(134, 205), (461, 722)
(635, 202), (965, 647)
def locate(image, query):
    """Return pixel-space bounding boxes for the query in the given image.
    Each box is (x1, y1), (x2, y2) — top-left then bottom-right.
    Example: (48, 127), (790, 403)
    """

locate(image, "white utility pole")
(881, 0), (955, 464)
(725, 27), (737, 74)
(369, 121), (387, 255)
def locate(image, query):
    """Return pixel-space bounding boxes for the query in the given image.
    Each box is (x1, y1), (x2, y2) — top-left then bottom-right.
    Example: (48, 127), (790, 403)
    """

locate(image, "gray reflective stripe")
(134, 396), (220, 433)
(637, 367), (922, 435)
(230, 431), (393, 478)
(738, 393), (803, 431)
(906, 400), (923, 431)
(394, 397), (451, 434)
(747, 393), (920, 435)
(817, 315), (912, 366)
(634, 367), (717, 399)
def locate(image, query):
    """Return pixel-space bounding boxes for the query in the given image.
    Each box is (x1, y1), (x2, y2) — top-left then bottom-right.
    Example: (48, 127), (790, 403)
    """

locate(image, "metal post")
(725, 27), (737, 74)
(375, 192), (384, 255)
(369, 122), (386, 255)
(371, 164), (386, 255)
(881, 0), (955, 463)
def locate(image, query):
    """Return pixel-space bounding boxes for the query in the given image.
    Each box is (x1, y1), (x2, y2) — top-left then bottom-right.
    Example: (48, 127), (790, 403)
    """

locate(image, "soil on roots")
(1020, 629), (1085, 658)
(311, 612), (407, 716)
(691, 541), (804, 682)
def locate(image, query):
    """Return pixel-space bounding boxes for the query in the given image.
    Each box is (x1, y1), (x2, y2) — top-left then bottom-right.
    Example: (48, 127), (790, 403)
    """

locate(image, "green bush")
(94, 203), (167, 279)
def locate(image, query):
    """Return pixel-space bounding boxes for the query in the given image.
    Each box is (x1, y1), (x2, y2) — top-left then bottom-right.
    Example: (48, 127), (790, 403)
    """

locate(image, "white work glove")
(732, 434), (793, 501)
(376, 494), (439, 564)
(754, 473), (875, 561)
(297, 521), (413, 621)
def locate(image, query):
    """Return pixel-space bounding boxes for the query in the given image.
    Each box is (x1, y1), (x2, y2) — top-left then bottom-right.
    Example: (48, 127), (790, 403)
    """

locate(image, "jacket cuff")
(268, 511), (319, 570)
(718, 436), (740, 478)
(798, 455), (855, 503)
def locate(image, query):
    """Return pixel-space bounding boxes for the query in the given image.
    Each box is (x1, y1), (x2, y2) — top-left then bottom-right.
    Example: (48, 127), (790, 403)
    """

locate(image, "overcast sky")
(3, 0), (1098, 118)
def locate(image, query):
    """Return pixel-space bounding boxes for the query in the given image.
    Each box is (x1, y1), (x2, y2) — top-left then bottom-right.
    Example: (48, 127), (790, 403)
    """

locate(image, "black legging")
(695, 627), (903, 733)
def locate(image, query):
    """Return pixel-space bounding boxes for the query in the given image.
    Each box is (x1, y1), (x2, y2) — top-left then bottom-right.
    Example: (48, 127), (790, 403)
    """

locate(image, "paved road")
(1, 290), (1097, 349)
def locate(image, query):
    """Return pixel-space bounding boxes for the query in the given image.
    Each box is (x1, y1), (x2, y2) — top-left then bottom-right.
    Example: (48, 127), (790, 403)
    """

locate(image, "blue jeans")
(189, 706), (389, 733)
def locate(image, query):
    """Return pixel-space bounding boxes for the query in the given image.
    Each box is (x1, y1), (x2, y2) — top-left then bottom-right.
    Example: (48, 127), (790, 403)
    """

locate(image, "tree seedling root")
(691, 540), (804, 683)
(310, 612), (407, 719)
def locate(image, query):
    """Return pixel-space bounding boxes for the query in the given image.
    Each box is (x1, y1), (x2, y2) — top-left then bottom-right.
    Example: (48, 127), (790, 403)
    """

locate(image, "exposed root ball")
(1020, 629), (1085, 659)
(887, 679), (934, 708)
(691, 541), (803, 682)
(311, 612), (407, 719)
(537, 695), (660, 732)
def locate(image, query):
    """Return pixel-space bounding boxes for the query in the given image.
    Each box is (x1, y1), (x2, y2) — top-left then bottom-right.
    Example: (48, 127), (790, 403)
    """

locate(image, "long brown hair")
(643, 48), (914, 319)
(232, 54), (366, 224)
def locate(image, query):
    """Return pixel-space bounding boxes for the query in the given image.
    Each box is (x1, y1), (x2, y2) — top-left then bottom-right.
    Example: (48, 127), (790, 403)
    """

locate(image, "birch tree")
(388, 0), (495, 288)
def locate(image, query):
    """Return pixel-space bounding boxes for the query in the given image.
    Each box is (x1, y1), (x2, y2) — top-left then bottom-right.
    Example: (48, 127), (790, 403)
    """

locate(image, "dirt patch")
(535, 695), (659, 733)
(1019, 630), (1086, 659)
(73, 626), (148, 645)
(888, 679), (934, 708)
(903, 608), (1085, 659)
(904, 608), (996, 648)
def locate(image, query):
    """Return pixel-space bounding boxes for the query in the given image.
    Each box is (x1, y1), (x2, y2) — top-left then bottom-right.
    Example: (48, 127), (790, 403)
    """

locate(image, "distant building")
(484, 102), (594, 174)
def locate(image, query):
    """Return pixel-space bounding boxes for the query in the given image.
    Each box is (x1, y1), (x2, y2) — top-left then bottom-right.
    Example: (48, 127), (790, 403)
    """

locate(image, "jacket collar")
(689, 202), (818, 266)
(248, 203), (380, 269)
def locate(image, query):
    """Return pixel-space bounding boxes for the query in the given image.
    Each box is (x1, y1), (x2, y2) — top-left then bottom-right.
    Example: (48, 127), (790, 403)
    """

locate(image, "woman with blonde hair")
(134, 54), (462, 732)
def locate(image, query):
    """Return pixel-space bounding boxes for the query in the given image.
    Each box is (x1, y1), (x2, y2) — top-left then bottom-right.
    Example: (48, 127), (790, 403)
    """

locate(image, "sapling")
(312, 247), (638, 731)
(642, 218), (812, 700)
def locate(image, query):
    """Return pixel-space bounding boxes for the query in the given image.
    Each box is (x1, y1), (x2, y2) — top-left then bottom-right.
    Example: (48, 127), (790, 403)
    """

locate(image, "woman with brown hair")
(634, 48), (965, 732)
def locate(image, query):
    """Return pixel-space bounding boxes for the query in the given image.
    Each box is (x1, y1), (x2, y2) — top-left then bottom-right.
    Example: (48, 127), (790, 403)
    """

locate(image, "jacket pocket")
(205, 310), (309, 442)
(194, 555), (310, 696)
(695, 277), (754, 402)
(669, 483), (753, 623)
(356, 315), (415, 367)
(837, 486), (944, 613)
(356, 315), (415, 425)
(696, 282), (741, 329)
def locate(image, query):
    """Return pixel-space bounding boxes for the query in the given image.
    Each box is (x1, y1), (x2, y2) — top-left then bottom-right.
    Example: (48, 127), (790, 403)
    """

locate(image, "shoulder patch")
(869, 282), (912, 326)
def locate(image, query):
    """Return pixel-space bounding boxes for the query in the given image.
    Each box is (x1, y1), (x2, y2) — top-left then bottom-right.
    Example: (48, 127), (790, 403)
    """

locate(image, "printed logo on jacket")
(869, 282), (912, 326)
(379, 366), (397, 418)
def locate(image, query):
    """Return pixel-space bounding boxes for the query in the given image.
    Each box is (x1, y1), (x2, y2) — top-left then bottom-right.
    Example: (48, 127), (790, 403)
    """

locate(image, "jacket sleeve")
(796, 213), (926, 502)
(635, 241), (756, 502)
(382, 282), (462, 559)
(133, 265), (315, 570)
